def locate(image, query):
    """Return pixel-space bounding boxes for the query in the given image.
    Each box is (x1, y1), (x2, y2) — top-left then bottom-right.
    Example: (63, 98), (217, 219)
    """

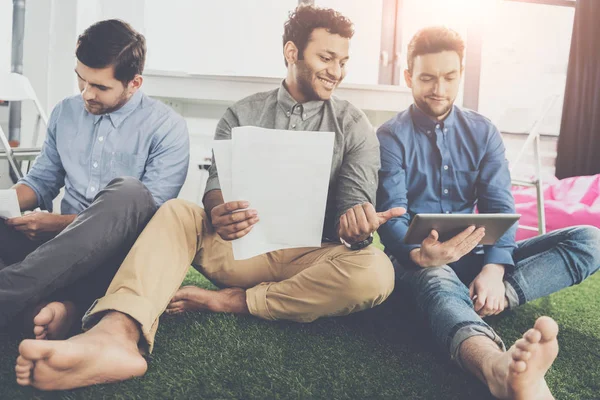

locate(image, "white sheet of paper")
(230, 126), (334, 260)
(0, 189), (21, 219)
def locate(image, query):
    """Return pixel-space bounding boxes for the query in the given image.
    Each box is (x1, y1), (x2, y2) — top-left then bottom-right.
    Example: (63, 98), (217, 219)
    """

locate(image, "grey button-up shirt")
(205, 83), (380, 241)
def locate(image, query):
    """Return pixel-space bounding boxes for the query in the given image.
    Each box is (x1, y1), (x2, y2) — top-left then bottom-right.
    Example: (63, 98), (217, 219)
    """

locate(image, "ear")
(283, 41), (299, 66)
(128, 75), (143, 93)
(404, 69), (413, 89)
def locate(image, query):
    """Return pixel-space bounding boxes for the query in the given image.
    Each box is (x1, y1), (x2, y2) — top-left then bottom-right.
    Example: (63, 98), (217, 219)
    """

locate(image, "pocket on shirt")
(110, 152), (147, 178)
(455, 170), (479, 202)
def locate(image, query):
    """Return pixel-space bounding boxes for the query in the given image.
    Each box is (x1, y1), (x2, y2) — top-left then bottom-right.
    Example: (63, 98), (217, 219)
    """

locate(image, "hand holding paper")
(0, 189), (21, 220)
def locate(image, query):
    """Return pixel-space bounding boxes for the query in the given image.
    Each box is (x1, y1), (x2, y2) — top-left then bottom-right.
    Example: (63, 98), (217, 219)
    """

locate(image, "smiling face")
(405, 50), (463, 121)
(285, 28), (350, 102)
(75, 60), (133, 115)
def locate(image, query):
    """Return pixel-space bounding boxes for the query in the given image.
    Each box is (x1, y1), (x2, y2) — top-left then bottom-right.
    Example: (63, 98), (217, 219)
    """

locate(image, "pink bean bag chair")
(512, 175), (600, 241)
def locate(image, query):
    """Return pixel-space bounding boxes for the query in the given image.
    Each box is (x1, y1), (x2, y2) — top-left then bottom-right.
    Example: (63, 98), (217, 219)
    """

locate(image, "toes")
(510, 360), (527, 373)
(16, 377), (32, 386)
(515, 338), (529, 351)
(534, 316), (559, 342)
(33, 306), (54, 326)
(18, 339), (55, 361)
(511, 348), (531, 361)
(524, 328), (542, 344)
(33, 325), (46, 336)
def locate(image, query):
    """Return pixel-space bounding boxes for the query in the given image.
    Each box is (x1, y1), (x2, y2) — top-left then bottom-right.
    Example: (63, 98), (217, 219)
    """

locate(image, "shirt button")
(427, 130), (431, 134)
(435, 124), (440, 129)
(286, 111), (291, 117)
(444, 128), (448, 133)
(445, 211), (450, 214)
(93, 162), (98, 168)
(90, 186), (96, 192)
(443, 165), (449, 170)
(444, 189), (449, 194)
(98, 136), (104, 142)
(291, 124), (296, 129)
(303, 113), (307, 118)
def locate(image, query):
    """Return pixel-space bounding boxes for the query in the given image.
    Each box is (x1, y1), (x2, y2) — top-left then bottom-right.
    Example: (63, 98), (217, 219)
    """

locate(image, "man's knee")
(568, 225), (600, 280)
(158, 198), (207, 222)
(340, 247), (395, 307)
(102, 177), (155, 211)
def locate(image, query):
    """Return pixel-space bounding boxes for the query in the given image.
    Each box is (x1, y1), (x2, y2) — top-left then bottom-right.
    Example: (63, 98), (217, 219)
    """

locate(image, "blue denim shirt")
(377, 104), (517, 269)
(19, 90), (189, 214)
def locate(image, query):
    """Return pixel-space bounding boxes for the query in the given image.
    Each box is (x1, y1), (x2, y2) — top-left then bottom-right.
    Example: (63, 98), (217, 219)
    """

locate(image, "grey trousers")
(0, 177), (157, 328)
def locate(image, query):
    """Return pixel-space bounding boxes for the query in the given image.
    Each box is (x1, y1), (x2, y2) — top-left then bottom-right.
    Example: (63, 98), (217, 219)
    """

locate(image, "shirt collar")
(277, 81), (325, 121)
(410, 103), (456, 135)
(91, 90), (143, 127)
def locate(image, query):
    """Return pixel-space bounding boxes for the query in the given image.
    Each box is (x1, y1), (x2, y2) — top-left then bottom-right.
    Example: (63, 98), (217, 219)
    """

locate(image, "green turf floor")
(1, 254), (599, 399)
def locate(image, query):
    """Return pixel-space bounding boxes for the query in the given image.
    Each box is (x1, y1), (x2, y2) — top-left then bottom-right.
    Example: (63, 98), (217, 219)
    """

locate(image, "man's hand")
(5, 212), (76, 241)
(338, 203), (405, 244)
(410, 226), (486, 268)
(469, 263), (507, 317)
(210, 200), (259, 241)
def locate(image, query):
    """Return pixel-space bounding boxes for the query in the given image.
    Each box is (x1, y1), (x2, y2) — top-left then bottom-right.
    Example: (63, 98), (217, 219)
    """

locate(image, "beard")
(84, 89), (131, 115)
(415, 96), (454, 119)
(296, 61), (324, 102)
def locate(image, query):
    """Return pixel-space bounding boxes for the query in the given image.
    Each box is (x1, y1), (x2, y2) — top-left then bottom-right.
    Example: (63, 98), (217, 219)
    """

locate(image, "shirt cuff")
(483, 246), (515, 270)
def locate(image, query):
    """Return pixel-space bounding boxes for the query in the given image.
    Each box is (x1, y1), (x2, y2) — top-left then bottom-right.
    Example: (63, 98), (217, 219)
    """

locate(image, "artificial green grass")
(1, 239), (599, 399)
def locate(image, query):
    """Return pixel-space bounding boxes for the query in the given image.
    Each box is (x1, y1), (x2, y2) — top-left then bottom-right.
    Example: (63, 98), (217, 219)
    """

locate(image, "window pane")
(144, 0), (298, 77)
(315, 0), (384, 85)
(478, 1), (574, 135)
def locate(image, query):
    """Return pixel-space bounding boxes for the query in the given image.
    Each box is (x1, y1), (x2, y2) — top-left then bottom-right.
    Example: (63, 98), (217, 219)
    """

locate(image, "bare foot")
(33, 301), (77, 340)
(166, 285), (248, 315)
(15, 312), (147, 390)
(485, 316), (559, 400)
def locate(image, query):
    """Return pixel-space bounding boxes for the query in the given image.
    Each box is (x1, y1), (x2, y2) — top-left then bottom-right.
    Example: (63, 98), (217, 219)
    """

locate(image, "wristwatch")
(340, 234), (374, 250)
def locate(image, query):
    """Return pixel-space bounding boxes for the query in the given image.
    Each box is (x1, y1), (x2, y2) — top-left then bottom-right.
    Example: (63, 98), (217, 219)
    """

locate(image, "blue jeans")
(393, 226), (600, 365)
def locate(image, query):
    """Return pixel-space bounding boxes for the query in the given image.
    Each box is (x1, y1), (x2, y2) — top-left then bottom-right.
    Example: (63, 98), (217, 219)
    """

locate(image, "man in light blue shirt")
(0, 19), (189, 340)
(377, 26), (600, 400)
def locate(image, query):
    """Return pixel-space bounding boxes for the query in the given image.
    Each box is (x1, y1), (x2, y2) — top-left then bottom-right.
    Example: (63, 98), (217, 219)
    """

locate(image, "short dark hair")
(407, 26), (465, 73)
(76, 19), (146, 85)
(282, 5), (354, 67)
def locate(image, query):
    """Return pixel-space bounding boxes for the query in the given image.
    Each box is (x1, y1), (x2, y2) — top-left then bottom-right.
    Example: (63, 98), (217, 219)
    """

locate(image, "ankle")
(94, 312), (141, 343)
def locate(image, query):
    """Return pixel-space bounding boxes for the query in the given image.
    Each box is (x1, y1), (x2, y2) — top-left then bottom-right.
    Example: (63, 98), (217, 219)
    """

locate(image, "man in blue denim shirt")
(1, 20), (189, 340)
(377, 27), (600, 400)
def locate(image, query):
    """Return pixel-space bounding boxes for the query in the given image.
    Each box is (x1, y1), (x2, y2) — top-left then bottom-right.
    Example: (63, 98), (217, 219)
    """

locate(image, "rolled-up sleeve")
(376, 125), (419, 266)
(477, 125), (517, 269)
(204, 108), (239, 197)
(334, 112), (379, 227)
(18, 104), (66, 212)
(141, 114), (190, 206)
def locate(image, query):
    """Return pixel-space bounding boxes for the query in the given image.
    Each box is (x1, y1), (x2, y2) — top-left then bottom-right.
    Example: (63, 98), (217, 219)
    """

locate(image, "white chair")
(509, 95), (559, 236)
(0, 72), (46, 179)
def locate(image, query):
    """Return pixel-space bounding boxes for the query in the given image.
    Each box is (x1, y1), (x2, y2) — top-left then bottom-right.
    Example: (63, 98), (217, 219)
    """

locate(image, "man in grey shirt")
(15, 5), (403, 390)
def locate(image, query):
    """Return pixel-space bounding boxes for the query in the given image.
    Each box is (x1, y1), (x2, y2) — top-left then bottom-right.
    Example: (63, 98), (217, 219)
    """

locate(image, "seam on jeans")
(446, 320), (491, 353)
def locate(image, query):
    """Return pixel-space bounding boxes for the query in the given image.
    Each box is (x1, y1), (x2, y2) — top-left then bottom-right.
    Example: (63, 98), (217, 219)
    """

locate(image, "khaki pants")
(82, 199), (395, 351)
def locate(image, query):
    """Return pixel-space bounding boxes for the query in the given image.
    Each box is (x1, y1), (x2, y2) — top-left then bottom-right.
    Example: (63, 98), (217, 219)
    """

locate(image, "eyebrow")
(419, 70), (459, 78)
(74, 69), (112, 89)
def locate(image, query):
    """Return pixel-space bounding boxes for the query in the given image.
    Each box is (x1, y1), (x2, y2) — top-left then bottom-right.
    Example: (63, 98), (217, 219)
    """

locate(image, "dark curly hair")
(76, 19), (146, 85)
(407, 26), (465, 74)
(282, 5), (354, 67)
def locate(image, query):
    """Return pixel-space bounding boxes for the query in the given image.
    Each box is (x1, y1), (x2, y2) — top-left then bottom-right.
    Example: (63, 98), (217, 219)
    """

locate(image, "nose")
(433, 80), (446, 97)
(327, 62), (342, 81)
(81, 83), (95, 101)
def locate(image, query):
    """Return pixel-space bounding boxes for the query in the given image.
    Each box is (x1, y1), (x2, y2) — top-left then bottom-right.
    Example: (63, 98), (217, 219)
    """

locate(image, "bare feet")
(485, 316), (559, 400)
(166, 285), (248, 315)
(33, 301), (77, 340)
(15, 312), (147, 390)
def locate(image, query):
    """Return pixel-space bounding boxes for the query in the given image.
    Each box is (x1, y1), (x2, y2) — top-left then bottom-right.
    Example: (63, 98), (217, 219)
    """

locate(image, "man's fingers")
(362, 203), (380, 232)
(222, 201), (250, 213)
(455, 227), (486, 256)
(376, 207), (406, 224)
(474, 292), (486, 312)
(223, 224), (254, 240)
(353, 204), (370, 234)
(469, 282), (475, 299)
(5, 216), (29, 227)
(220, 216), (259, 234)
(213, 209), (257, 228)
(444, 225), (477, 247)
(345, 207), (359, 236)
(338, 214), (349, 238)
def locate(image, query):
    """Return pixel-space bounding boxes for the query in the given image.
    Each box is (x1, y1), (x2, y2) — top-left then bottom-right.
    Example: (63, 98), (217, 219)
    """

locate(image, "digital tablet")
(404, 213), (520, 245)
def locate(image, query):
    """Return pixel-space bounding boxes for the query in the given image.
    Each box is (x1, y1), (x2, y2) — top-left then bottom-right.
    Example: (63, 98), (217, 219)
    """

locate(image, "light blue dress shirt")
(19, 90), (190, 214)
(377, 104), (518, 269)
